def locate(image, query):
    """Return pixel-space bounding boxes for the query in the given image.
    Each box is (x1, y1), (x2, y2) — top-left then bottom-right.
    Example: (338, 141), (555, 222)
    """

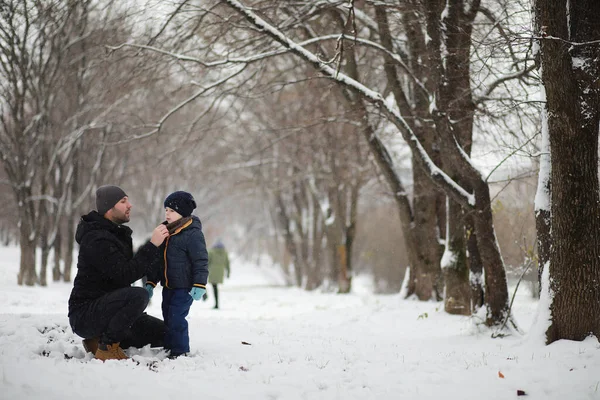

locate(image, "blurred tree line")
(5, 0), (588, 342)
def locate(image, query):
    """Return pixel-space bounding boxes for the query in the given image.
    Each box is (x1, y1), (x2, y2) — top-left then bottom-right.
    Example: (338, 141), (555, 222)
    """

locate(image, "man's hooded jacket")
(68, 211), (161, 315)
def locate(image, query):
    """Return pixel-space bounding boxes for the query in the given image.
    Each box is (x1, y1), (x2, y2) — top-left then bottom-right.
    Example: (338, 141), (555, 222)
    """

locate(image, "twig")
(492, 259), (532, 338)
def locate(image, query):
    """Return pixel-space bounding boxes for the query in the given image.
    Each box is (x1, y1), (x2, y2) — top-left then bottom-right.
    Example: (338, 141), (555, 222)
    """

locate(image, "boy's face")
(165, 207), (183, 224)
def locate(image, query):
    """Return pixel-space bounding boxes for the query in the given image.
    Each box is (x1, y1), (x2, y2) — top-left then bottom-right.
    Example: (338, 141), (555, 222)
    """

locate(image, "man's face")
(107, 196), (132, 224)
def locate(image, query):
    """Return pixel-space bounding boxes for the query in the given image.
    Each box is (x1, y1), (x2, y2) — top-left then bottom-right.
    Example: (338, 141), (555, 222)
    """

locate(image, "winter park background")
(2, 1), (600, 399)
(1, 246), (599, 400)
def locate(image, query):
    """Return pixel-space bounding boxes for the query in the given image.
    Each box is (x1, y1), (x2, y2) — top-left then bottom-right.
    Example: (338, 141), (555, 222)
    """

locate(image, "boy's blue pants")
(161, 288), (193, 355)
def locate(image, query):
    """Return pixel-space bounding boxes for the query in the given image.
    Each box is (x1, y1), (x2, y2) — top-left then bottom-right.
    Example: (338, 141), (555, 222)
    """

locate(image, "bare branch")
(221, 0), (475, 209)
(105, 65), (247, 145)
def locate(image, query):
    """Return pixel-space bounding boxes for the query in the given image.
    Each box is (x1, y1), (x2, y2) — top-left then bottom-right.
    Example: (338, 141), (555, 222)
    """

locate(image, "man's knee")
(127, 286), (150, 311)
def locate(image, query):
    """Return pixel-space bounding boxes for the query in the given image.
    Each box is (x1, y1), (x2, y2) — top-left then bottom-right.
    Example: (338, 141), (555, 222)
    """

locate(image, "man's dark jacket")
(147, 216), (208, 290)
(68, 211), (161, 315)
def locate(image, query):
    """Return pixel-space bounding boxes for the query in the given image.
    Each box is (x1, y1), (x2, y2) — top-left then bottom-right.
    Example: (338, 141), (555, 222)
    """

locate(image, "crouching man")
(68, 185), (169, 361)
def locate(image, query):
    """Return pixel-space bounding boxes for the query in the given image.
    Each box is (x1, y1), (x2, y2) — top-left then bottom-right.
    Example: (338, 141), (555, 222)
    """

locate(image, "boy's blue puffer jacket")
(147, 215), (208, 290)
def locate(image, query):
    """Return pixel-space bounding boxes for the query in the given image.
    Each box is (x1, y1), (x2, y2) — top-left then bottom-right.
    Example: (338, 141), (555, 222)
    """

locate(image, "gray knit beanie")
(96, 185), (127, 216)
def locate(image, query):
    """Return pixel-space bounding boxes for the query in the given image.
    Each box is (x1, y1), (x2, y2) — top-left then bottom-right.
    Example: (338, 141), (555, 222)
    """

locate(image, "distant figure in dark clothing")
(68, 185), (169, 361)
(146, 191), (209, 358)
(208, 240), (230, 309)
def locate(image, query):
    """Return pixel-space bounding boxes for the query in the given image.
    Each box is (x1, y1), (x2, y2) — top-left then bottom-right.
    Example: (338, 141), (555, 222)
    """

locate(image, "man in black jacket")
(68, 185), (169, 361)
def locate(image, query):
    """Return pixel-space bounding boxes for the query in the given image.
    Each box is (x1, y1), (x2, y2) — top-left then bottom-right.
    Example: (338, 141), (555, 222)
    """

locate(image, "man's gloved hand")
(189, 287), (206, 301)
(145, 284), (154, 299)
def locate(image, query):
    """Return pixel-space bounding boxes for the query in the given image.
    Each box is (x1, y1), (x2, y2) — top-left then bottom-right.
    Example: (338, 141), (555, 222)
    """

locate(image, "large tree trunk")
(547, 119), (600, 342)
(375, 5), (442, 300)
(408, 161), (443, 300)
(472, 182), (510, 326)
(353, 102), (432, 298)
(535, 0), (600, 343)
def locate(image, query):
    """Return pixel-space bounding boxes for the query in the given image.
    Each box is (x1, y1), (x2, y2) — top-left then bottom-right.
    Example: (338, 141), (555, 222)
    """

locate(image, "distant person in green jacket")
(208, 239), (230, 309)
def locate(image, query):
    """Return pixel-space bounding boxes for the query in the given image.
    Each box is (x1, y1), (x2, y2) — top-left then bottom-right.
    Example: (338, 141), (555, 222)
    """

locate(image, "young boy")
(145, 191), (208, 358)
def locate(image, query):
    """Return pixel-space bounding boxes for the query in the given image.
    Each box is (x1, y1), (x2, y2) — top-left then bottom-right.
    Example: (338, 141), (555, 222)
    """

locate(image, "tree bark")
(535, 0), (600, 343)
(53, 230), (62, 281)
(17, 216), (37, 286)
(375, 4), (442, 300)
(443, 199), (471, 315)
(467, 217), (484, 310)
(39, 233), (49, 287)
(409, 160), (444, 300)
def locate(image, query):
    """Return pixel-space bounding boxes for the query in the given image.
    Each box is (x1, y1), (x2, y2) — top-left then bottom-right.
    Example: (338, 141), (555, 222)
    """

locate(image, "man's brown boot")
(95, 342), (129, 361)
(82, 337), (99, 355)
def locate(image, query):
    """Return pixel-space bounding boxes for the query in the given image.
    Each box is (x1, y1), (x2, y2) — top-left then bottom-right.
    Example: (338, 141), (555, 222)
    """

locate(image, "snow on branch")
(222, 0), (475, 208)
(108, 33), (424, 97)
(534, 35), (600, 47)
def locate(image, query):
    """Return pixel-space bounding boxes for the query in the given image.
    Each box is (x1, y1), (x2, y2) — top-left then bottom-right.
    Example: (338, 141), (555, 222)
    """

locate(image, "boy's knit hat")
(164, 191), (196, 217)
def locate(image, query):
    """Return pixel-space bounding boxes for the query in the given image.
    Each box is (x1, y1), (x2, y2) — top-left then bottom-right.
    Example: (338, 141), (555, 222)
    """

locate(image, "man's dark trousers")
(69, 287), (165, 348)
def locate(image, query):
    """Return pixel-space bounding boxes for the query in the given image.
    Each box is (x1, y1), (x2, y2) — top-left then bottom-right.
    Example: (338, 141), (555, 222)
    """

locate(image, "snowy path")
(0, 247), (599, 400)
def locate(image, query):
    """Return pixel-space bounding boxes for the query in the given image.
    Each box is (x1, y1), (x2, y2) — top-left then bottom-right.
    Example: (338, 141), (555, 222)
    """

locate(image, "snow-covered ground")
(0, 246), (598, 400)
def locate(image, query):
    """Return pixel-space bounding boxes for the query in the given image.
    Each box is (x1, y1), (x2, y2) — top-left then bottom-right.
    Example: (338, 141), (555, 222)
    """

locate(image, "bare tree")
(210, 0), (535, 327)
(0, 0), (92, 285)
(105, 0), (537, 328)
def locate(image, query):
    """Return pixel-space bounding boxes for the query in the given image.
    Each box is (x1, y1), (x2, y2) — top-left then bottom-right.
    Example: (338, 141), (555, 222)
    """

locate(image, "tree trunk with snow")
(375, 4), (443, 301)
(442, 200), (471, 315)
(471, 182), (510, 325)
(467, 219), (485, 310)
(407, 160), (444, 300)
(424, 0), (480, 315)
(534, 0), (600, 343)
(534, 104), (551, 297)
(343, 184), (359, 294)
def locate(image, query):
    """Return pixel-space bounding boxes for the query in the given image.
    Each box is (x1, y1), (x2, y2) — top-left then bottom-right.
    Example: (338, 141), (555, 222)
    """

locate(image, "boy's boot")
(95, 342), (129, 361)
(82, 337), (99, 355)
(168, 352), (188, 360)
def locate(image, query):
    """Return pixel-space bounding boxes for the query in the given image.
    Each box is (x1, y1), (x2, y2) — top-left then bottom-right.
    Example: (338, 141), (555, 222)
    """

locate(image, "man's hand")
(150, 224), (169, 247)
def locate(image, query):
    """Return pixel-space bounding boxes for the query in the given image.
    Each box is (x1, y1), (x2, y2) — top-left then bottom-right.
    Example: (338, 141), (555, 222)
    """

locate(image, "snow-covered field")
(0, 246), (599, 400)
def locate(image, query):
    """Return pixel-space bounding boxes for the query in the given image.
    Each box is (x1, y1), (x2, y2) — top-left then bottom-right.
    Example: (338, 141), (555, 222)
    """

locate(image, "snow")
(526, 261), (553, 345)
(440, 246), (457, 270)
(1, 246), (599, 400)
(534, 83), (551, 213)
